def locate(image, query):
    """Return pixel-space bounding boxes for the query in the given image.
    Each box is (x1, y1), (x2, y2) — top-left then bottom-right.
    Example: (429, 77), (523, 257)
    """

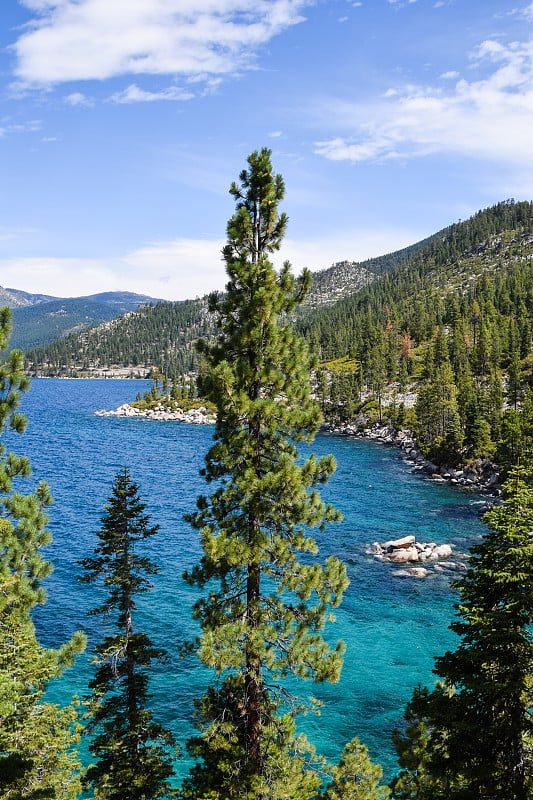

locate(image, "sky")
(1, 0), (533, 301)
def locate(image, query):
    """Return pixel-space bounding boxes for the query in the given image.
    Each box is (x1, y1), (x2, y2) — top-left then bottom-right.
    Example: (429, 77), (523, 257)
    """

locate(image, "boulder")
(431, 544), (453, 559)
(387, 546), (419, 563)
(382, 535), (416, 550)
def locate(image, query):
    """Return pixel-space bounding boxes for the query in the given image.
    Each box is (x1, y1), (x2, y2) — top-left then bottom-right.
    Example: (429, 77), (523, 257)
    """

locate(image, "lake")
(11, 378), (486, 783)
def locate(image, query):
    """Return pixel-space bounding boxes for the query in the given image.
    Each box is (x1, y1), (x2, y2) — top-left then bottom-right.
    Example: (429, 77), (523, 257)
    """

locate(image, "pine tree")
(0, 307), (86, 799)
(321, 738), (389, 800)
(414, 362), (463, 464)
(79, 468), (176, 800)
(183, 148), (349, 799)
(393, 466), (533, 799)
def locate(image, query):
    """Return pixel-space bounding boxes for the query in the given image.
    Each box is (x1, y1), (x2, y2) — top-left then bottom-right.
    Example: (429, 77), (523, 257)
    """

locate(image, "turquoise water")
(12, 379), (486, 783)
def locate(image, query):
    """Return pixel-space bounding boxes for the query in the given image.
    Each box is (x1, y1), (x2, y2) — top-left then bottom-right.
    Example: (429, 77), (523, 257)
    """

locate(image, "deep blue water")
(12, 379), (486, 783)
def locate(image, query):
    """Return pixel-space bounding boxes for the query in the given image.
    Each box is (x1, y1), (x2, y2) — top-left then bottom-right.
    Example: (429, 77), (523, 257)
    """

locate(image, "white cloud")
(0, 119), (42, 137)
(0, 225), (428, 301)
(13, 0), (309, 88)
(65, 91), (93, 106)
(109, 84), (194, 103)
(0, 238), (227, 301)
(314, 34), (533, 168)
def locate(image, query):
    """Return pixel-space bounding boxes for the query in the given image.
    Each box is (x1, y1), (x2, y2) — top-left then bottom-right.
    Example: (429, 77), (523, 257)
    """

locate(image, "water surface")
(13, 379), (485, 781)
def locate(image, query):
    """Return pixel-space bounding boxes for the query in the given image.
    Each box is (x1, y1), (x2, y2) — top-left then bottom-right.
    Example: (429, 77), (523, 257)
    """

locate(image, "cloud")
(65, 91), (93, 106)
(0, 119), (42, 137)
(13, 0), (309, 88)
(314, 34), (533, 169)
(0, 223), (429, 301)
(109, 84), (195, 103)
(0, 238), (227, 301)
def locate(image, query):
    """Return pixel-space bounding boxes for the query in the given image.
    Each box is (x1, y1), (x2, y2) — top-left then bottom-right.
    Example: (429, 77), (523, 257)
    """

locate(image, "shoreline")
(95, 402), (215, 425)
(322, 419), (501, 497)
(96, 399), (501, 496)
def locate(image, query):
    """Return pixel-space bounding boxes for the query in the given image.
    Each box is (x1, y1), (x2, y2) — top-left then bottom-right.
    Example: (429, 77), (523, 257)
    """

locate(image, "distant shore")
(95, 402), (215, 425)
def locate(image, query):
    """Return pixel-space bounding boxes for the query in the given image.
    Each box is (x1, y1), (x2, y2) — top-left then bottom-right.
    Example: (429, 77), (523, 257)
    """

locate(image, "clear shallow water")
(12, 379), (486, 783)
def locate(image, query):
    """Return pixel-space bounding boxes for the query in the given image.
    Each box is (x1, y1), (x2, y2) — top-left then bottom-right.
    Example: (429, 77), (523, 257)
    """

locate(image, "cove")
(12, 379), (486, 781)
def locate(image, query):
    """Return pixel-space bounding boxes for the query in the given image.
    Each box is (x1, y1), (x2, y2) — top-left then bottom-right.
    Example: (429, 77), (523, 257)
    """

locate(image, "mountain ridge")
(4, 290), (164, 350)
(21, 200), (533, 377)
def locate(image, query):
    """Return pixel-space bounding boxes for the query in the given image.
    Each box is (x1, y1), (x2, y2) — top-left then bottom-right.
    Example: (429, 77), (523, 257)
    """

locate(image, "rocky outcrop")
(367, 535), (464, 579)
(322, 420), (501, 496)
(367, 535), (453, 564)
(95, 402), (215, 424)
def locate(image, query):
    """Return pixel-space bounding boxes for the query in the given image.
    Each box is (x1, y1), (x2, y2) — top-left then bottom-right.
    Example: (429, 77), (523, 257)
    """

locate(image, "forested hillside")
(25, 200), (533, 405)
(8, 291), (161, 351)
(301, 200), (533, 473)
(25, 297), (213, 377)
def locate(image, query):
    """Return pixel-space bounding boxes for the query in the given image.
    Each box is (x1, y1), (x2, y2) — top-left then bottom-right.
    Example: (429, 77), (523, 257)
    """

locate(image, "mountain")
(23, 200), (533, 378)
(24, 297), (212, 377)
(6, 291), (163, 350)
(0, 287), (58, 308)
(298, 199), (533, 361)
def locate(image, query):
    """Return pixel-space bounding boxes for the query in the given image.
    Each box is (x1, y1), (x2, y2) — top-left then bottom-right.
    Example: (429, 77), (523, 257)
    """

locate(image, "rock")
(382, 535), (416, 550)
(392, 567), (428, 578)
(407, 567), (428, 578)
(432, 544), (453, 559)
(387, 546), (419, 563)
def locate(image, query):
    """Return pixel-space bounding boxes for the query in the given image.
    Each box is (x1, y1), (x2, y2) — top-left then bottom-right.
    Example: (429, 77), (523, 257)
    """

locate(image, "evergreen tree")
(183, 148), (348, 799)
(321, 738), (389, 800)
(414, 362), (463, 464)
(79, 468), (176, 800)
(393, 466), (533, 799)
(0, 307), (86, 799)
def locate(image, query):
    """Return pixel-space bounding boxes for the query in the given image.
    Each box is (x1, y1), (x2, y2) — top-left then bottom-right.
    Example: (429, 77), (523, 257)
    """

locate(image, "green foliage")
(79, 468), (176, 800)
(321, 738), (389, 800)
(26, 298), (214, 378)
(392, 465), (533, 799)
(183, 148), (348, 799)
(414, 362), (463, 464)
(298, 200), (533, 463)
(0, 307), (86, 799)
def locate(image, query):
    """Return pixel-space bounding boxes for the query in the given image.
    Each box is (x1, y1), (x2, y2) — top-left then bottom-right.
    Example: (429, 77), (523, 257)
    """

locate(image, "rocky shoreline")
(95, 402), (215, 425)
(322, 419), (501, 496)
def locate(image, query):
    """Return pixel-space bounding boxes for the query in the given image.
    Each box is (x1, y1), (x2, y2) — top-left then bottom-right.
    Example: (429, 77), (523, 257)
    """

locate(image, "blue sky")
(1, 0), (532, 301)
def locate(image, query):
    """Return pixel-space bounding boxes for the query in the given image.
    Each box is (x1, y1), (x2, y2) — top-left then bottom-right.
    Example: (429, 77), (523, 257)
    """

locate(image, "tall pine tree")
(79, 467), (176, 800)
(183, 148), (349, 800)
(0, 307), (86, 799)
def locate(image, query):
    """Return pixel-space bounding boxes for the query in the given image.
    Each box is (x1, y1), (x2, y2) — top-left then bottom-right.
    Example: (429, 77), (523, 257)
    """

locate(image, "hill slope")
(0, 287), (57, 308)
(23, 200), (533, 378)
(8, 291), (162, 350)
